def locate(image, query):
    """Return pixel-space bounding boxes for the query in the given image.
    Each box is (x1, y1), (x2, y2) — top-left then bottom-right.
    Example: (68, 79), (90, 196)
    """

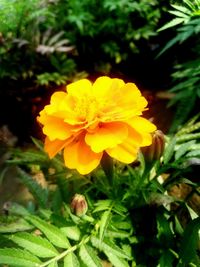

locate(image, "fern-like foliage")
(0, 201), (134, 266)
(158, 0), (200, 132)
(158, 0), (200, 54)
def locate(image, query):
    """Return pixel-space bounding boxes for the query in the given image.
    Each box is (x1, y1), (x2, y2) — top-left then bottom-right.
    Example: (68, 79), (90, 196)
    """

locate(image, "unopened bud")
(70, 194), (88, 217)
(142, 130), (165, 162)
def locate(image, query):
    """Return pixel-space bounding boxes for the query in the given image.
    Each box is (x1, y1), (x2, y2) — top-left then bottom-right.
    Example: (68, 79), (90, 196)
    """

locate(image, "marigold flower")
(38, 76), (156, 174)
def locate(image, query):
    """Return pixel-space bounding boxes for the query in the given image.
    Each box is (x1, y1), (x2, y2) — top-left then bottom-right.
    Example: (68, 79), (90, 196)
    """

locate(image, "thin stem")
(39, 236), (90, 267)
(101, 153), (114, 187)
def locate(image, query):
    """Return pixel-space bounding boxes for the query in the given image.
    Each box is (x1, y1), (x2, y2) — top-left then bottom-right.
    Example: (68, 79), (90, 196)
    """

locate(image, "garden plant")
(0, 0), (199, 267)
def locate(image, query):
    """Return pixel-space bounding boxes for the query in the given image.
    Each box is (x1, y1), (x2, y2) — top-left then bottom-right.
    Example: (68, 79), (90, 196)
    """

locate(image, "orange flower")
(38, 76), (156, 174)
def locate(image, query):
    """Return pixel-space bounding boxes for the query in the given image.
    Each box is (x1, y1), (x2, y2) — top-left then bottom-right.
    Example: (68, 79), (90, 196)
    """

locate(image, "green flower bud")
(142, 130), (165, 162)
(70, 194), (88, 217)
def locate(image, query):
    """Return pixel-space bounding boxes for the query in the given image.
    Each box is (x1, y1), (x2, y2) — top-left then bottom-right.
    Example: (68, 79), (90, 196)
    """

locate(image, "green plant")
(158, 0), (200, 132)
(0, 111), (200, 267)
(0, 0), (169, 86)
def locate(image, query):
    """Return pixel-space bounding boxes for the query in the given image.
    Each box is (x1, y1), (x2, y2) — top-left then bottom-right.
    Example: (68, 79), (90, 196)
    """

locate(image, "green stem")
(101, 153), (114, 187)
(136, 162), (153, 189)
(39, 236), (90, 267)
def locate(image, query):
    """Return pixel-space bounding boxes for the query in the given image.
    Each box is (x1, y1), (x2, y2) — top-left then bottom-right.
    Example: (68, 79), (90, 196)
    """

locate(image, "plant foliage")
(0, 115), (200, 266)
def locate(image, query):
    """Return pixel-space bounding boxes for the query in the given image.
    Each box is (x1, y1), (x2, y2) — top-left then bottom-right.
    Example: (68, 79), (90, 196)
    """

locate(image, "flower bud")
(142, 130), (165, 162)
(70, 194), (88, 217)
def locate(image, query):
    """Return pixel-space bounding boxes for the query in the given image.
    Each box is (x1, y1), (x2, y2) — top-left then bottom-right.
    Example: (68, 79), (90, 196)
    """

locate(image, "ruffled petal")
(64, 138), (103, 175)
(106, 143), (138, 164)
(106, 126), (142, 163)
(128, 117), (157, 133)
(92, 76), (125, 98)
(44, 137), (67, 158)
(85, 122), (128, 153)
(41, 116), (72, 141)
(66, 79), (92, 97)
(119, 83), (148, 113)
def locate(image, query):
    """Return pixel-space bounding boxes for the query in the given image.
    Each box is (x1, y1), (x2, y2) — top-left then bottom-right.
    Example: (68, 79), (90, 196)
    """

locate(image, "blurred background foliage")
(0, 0), (171, 142)
(0, 0), (199, 139)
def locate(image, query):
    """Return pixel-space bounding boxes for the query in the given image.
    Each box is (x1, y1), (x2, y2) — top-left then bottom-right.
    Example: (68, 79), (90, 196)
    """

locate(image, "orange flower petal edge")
(37, 76), (157, 175)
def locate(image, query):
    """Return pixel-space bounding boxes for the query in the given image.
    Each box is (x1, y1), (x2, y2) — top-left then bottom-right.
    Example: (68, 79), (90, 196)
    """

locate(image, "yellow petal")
(42, 116), (73, 141)
(121, 83), (148, 110)
(44, 92), (68, 115)
(128, 117), (157, 133)
(85, 122), (128, 153)
(44, 137), (67, 158)
(64, 137), (103, 175)
(50, 91), (67, 105)
(92, 76), (125, 98)
(66, 79), (92, 97)
(112, 83), (148, 117)
(106, 143), (138, 164)
(106, 126), (143, 163)
(140, 133), (153, 146)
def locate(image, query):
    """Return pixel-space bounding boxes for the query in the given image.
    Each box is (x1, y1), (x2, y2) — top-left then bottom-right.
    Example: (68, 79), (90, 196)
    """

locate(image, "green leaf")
(31, 137), (45, 151)
(171, 4), (191, 14)
(177, 133), (200, 142)
(91, 236), (131, 260)
(64, 252), (80, 267)
(48, 262), (58, 267)
(17, 168), (48, 208)
(163, 137), (176, 164)
(105, 251), (129, 267)
(175, 140), (196, 160)
(179, 218), (200, 265)
(99, 209), (112, 241)
(93, 200), (113, 213)
(79, 244), (102, 267)
(9, 232), (58, 258)
(2, 202), (30, 216)
(105, 229), (130, 239)
(158, 18), (185, 32)
(0, 248), (41, 267)
(168, 10), (189, 19)
(48, 261), (58, 267)
(61, 225), (81, 241)
(186, 149), (200, 157)
(158, 249), (175, 267)
(26, 215), (70, 248)
(0, 218), (33, 233)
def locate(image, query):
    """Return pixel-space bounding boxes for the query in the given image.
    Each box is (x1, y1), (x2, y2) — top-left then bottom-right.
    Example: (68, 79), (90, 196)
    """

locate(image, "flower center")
(74, 96), (99, 123)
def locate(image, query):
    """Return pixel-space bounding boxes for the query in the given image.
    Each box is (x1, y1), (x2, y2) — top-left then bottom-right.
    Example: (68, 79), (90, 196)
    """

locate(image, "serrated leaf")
(0, 218), (33, 233)
(91, 236), (131, 260)
(9, 232), (58, 258)
(163, 137), (176, 164)
(105, 251), (129, 267)
(105, 229), (130, 239)
(99, 210), (112, 241)
(175, 140), (195, 160)
(79, 244), (102, 267)
(61, 225), (81, 241)
(18, 168), (48, 208)
(64, 252), (80, 267)
(26, 215), (70, 248)
(0, 248), (41, 267)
